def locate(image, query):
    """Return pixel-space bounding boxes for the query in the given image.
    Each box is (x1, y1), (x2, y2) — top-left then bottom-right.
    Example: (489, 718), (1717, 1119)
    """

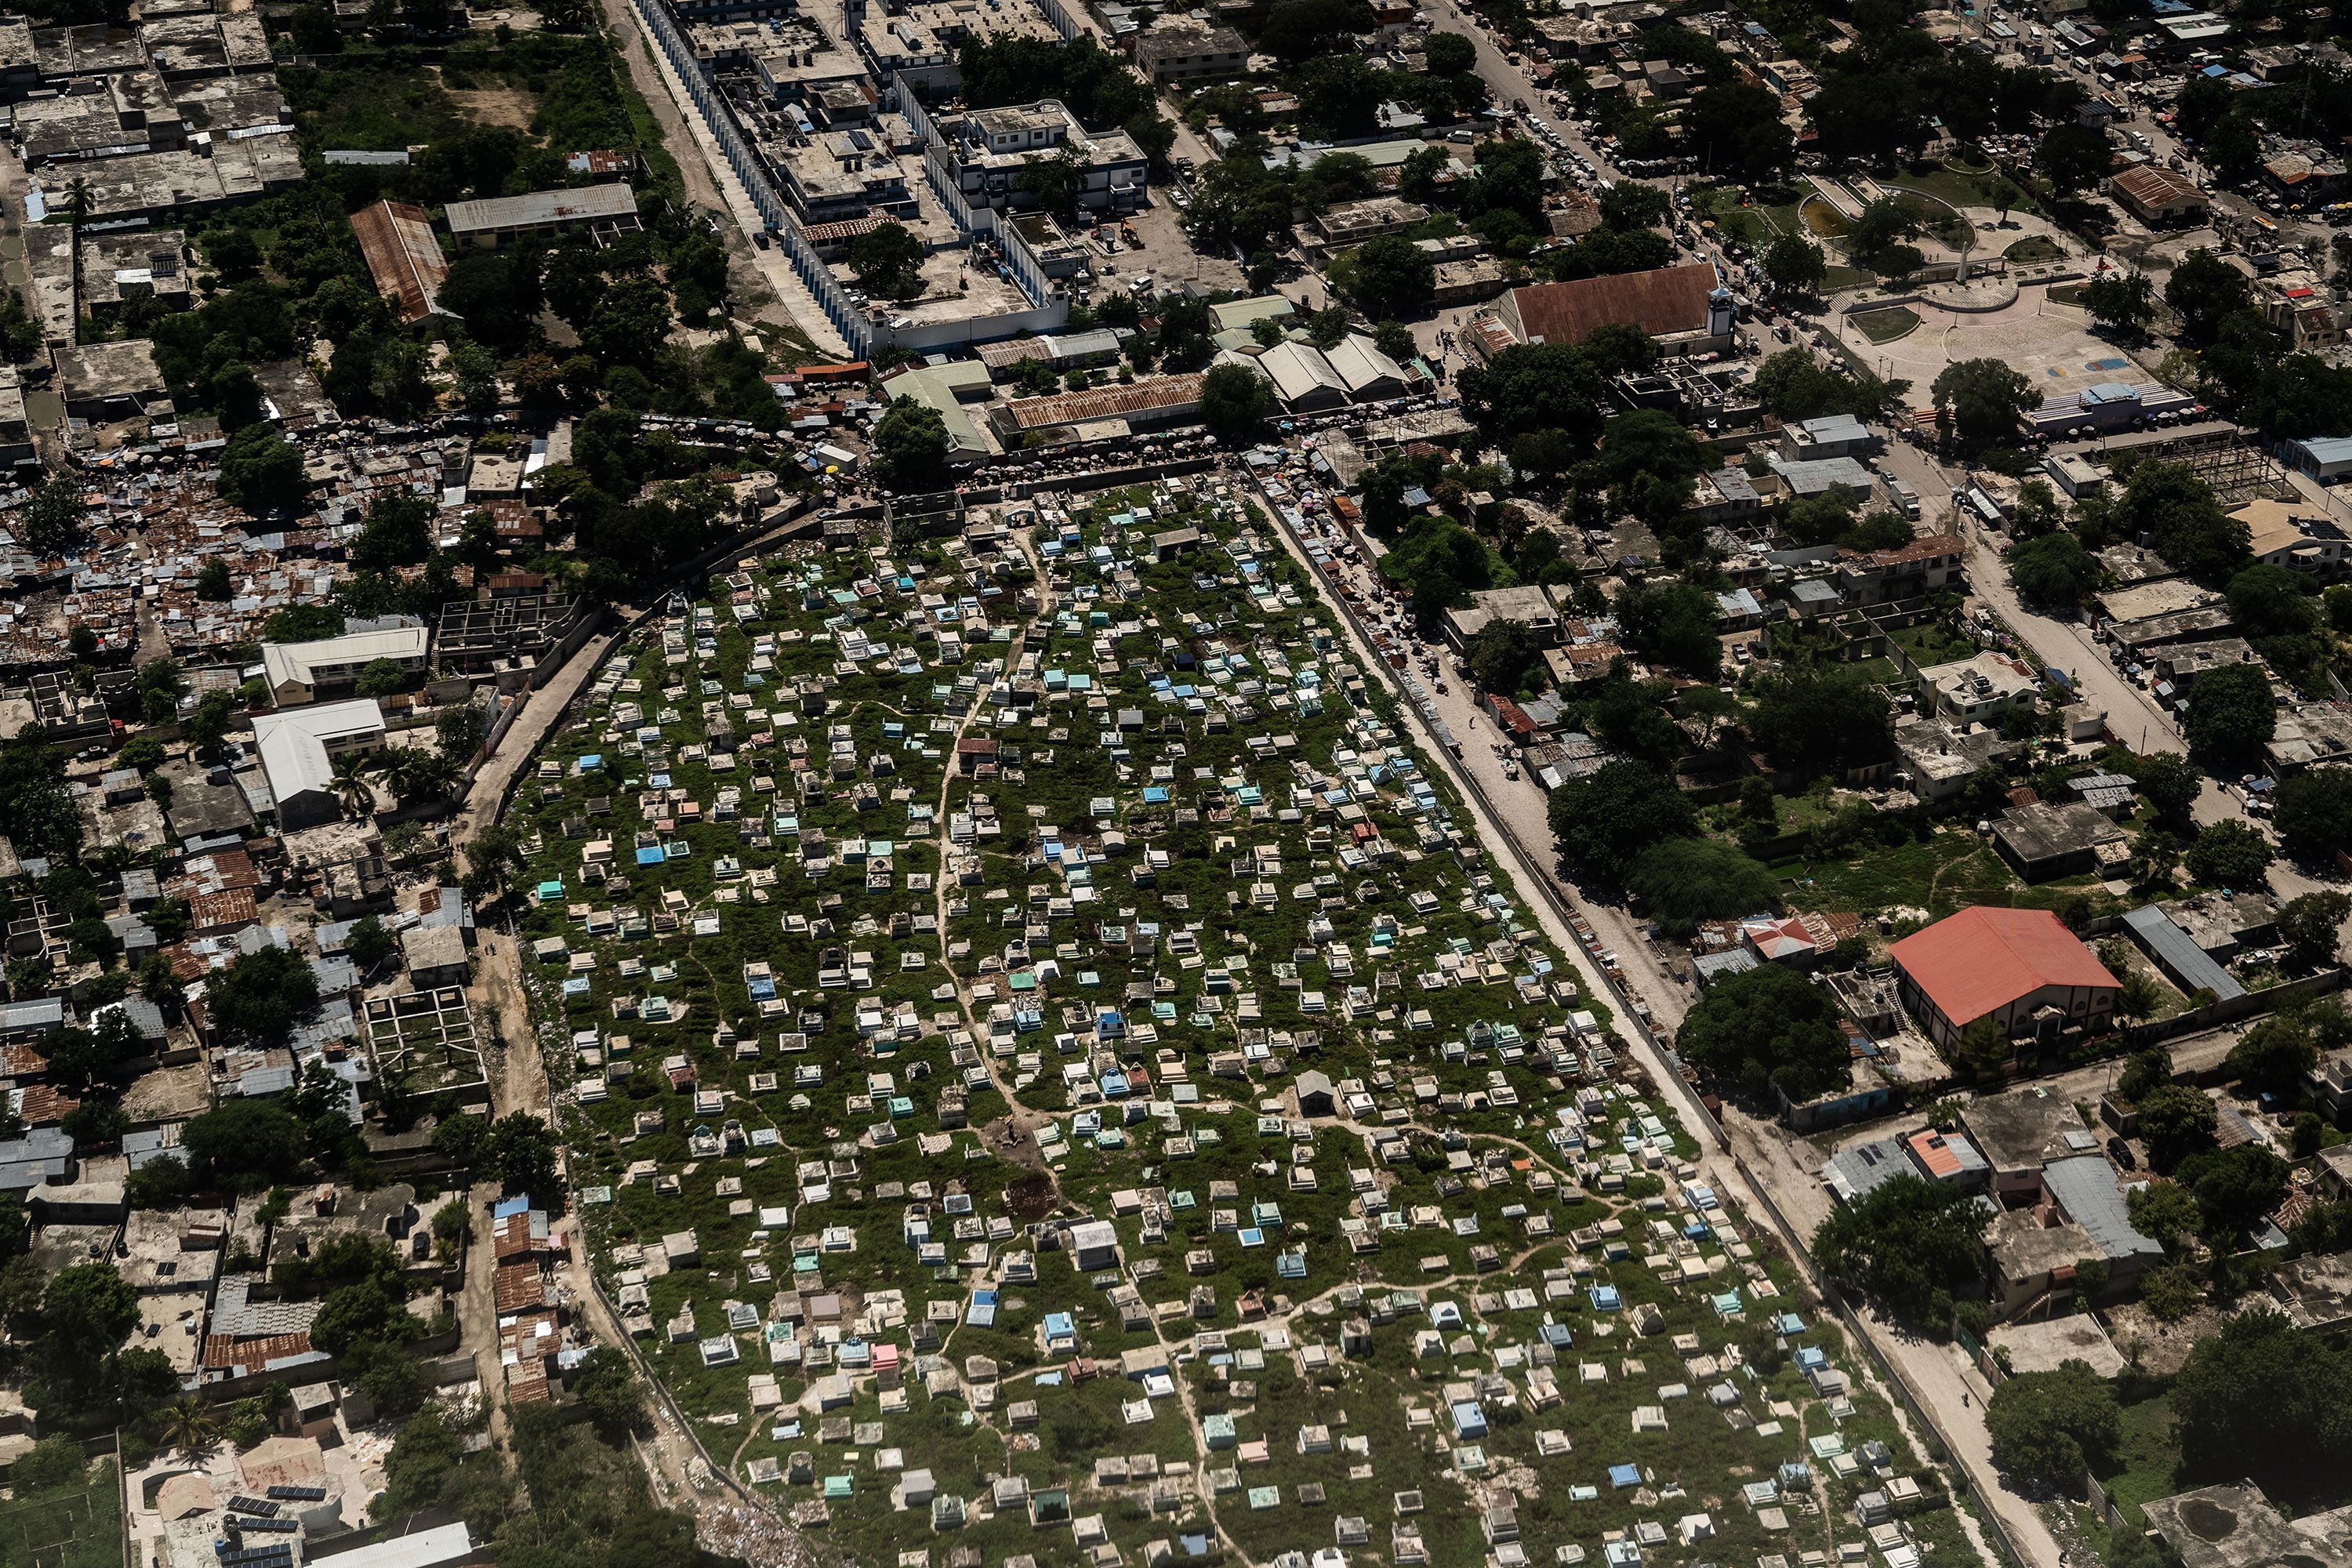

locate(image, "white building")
(252, 698), (387, 829)
(261, 622), (428, 704)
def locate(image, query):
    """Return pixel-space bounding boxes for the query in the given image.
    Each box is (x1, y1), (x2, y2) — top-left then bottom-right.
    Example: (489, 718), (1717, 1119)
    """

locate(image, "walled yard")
(502, 478), (1990, 1568)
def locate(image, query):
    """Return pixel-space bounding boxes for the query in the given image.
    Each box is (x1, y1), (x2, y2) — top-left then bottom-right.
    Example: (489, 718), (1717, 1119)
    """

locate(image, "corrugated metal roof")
(444, 182), (637, 236)
(2122, 905), (2246, 1001)
(2042, 1155), (2165, 1263)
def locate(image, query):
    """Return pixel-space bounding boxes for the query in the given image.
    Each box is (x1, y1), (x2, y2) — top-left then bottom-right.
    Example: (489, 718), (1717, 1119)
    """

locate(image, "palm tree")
(330, 750), (377, 820)
(384, 747), (463, 806)
(158, 1397), (221, 1462)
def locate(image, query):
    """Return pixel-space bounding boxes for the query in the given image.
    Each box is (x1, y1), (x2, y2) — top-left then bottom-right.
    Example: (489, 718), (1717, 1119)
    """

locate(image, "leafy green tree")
(2137, 1082), (2219, 1172)
(1258, 0), (1373, 63)
(1677, 963), (1850, 1103)
(1337, 235), (1435, 319)
(2165, 248), (2256, 347)
(2132, 752), (2201, 823)
(2005, 532), (2100, 610)
(22, 478), (90, 557)
(2035, 122), (2112, 193)
(2172, 1307), (2352, 1496)
(311, 1276), (419, 1356)
(216, 425), (307, 513)
(183, 1101), (308, 1192)
(845, 223), (924, 299)
(2226, 1014), (2317, 1097)
(0, 736), (82, 860)
(2082, 270), (2158, 336)
(1986, 1360), (2121, 1487)
(1613, 582), (1721, 677)
(1686, 81), (1795, 181)
(1376, 515), (1494, 627)
(2128, 1180), (2201, 1254)
(1545, 759), (1697, 884)
(2176, 1144), (2289, 1237)
(1457, 341), (1609, 446)
(1751, 667), (1894, 773)
(1464, 619), (1541, 695)
(1762, 233), (1827, 296)
(347, 916), (397, 975)
(871, 397), (952, 492)
(1813, 1174), (1989, 1324)
(2183, 818), (2273, 889)
(1199, 362), (1276, 442)
(2183, 662), (2276, 765)
(205, 946), (321, 1047)
(573, 1347), (649, 1436)
(482, 1112), (561, 1197)
(2277, 768), (2352, 864)
(2278, 891), (2350, 969)
(1932, 358), (2044, 448)
(1625, 839), (1783, 939)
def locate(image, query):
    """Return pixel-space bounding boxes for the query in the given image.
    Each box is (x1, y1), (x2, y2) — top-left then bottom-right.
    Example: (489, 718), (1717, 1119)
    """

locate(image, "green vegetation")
(1851, 306), (1920, 343)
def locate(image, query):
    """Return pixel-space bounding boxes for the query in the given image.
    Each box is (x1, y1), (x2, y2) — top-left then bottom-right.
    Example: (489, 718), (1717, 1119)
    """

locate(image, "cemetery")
(504, 478), (1987, 1567)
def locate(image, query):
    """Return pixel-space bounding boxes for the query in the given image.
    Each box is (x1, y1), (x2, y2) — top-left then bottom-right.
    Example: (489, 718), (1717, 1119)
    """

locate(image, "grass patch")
(2003, 234), (2064, 263)
(1852, 306), (1921, 344)
(1889, 620), (1980, 668)
(1891, 163), (2038, 216)
(0, 1457), (123, 1568)
(2048, 282), (2089, 307)
(1798, 197), (1851, 240)
(2092, 1393), (2179, 1534)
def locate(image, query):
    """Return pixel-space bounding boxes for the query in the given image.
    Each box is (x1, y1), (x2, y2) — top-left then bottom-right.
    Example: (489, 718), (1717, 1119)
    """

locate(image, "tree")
(1613, 582), (1720, 677)
(1376, 515), (1494, 626)
(183, 1100), (308, 1191)
(262, 604), (346, 643)
(2278, 891), (2350, 970)
(1258, 0), (1372, 64)
(1986, 1361), (2121, 1489)
(871, 397), (952, 492)
(2120, 462), (2246, 583)
(1751, 668), (1894, 774)
(1762, 233), (1827, 297)
(354, 659), (412, 700)
(481, 1112), (561, 1197)
(331, 750), (377, 822)
(2128, 1180), (2201, 1254)
(2082, 270), (2158, 336)
(21, 478), (89, 557)
(2137, 1082), (2219, 1172)
(194, 558), (234, 601)
(1686, 81), (1795, 182)
(844, 222), (924, 300)
(1457, 342), (1609, 446)
(1465, 619), (1541, 695)
(2173, 1308), (2352, 1497)
(1932, 358), (2043, 449)
(347, 916), (397, 976)
(1421, 28), (1475, 73)
(205, 946), (321, 1048)
(1544, 759), (1697, 884)
(1598, 410), (1708, 536)
(1338, 235), (1435, 319)
(1199, 362), (1276, 442)
(2183, 818), (2273, 890)
(311, 1275), (418, 1356)
(2277, 768), (2352, 865)
(1625, 839), (1783, 940)
(2178, 1143), (2289, 1239)
(2036, 122), (2112, 194)
(2134, 752), (2202, 823)
(1677, 963), (1851, 1103)
(2226, 1014), (2316, 1098)
(216, 425), (306, 513)
(1846, 197), (1921, 263)
(572, 1347), (649, 1436)
(39, 1260), (138, 1363)
(2005, 532), (2101, 610)
(1813, 1174), (1989, 1323)
(2165, 248), (2256, 348)
(2183, 662), (2275, 764)
(0, 736), (82, 861)
(1296, 53), (1384, 136)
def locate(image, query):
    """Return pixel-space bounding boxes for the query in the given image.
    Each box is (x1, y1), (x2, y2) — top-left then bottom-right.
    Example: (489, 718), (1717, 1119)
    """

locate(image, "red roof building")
(1888, 906), (2120, 1050)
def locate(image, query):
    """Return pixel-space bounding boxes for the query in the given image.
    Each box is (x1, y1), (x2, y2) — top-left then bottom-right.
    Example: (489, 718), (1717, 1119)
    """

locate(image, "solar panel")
(235, 1521), (298, 1536)
(265, 1486), (328, 1502)
(218, 1546), (294, 1565)
(225, 1499), (278, 1518)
